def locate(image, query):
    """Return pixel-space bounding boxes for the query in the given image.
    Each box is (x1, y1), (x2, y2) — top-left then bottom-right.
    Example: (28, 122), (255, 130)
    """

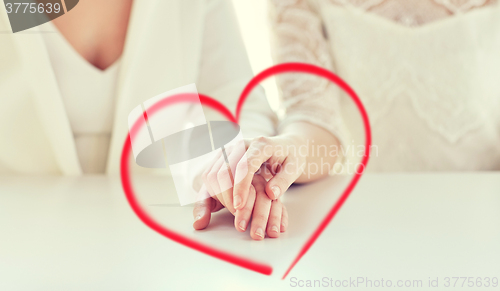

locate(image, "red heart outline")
(120, 63), (371, 279)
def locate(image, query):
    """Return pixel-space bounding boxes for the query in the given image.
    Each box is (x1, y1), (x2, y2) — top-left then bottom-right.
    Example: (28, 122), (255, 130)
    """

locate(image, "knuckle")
(217, 168), (230, 180)
(254, 136), (267, 143)
(236, 160), (249, 172)
(239, 208), (252, 218)
(270, 213), (281, 222)
(275, 176), (289, 187)
(253, 213), (268, 222)
(242, 203), (253, 213)
(253, 136), (270, 146)
(249, 184), (256, 194)
(207, 170), (219, 184)
(243, 203), (255, 213)
(246, 148), (260, 160)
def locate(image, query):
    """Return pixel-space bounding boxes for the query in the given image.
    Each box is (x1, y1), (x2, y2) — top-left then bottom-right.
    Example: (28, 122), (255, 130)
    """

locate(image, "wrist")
(277, 132), (307, 148)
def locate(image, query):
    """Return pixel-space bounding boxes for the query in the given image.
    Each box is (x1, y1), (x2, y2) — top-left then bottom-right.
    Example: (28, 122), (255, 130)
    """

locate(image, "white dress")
(270, 0), (500, 171)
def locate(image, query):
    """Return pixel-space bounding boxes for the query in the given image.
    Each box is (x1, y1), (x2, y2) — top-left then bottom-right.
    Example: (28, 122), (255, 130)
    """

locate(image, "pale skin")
(193, 121), (341, 239)
(51, 0), (133, 70)
(193, 174), (289, 240)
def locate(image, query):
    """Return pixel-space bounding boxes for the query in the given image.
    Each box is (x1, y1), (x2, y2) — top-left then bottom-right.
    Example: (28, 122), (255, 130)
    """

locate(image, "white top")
(0, 0), (276, 175)
(270, 0), (500, 171)
(42, 22), (120, 174)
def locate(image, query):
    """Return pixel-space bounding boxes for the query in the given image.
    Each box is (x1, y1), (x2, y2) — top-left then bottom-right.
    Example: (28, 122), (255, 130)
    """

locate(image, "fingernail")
(238, 220), (246, 231)
(194, 209), (206, 221)
(233, 195), (242, 209)
(271, 225), (279, 233)
(271, 186), (280, 199)
(281, 223), (286, 232)
(255, 228), (264, 239)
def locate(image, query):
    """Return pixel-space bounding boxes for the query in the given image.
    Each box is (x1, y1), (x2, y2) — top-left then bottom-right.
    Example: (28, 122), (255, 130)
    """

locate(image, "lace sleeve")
(269, 0), (345, 143)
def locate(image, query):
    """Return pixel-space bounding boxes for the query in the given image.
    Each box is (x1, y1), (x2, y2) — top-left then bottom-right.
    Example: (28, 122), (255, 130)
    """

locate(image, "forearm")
(279, 121), (340, 183)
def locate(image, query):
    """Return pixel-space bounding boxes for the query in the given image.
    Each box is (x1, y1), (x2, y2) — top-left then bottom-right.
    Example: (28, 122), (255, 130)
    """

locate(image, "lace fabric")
(326, 0), (496, 26)
(272, 0), (497, 27)
(269, 0), (344, 139)
(269, 0), (500, 171)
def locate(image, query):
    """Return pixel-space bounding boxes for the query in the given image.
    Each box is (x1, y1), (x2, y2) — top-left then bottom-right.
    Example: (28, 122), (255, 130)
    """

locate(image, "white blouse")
(42, 22), (120, 174)
(270, 0), (500, 171)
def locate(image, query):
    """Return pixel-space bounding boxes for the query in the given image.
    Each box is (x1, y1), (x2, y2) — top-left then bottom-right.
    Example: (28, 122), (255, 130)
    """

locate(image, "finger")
(259, 163), (274, 181)
(206, 152), (227, 197)
(221, 188), (235, 214)
(234, 183), (256, 232)
(233, 138), (273, 211)
(281, 204), (288, 233)
(266, 157), (301, 200)
(218, 156), (236, 214)
(193, 198), (211, 230)
(223, 142), (246, 210)
(192, 196), (223, 230)
(266, 199), (283, 238)
(250, 175), (272, 240)
(215, 193), (226, 209)
(201, 149), (223, 197)
(211, 195), (226, 213)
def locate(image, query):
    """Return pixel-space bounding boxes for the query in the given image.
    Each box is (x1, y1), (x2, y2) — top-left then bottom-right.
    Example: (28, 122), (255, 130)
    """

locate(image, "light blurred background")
(231, 0), (281, 112)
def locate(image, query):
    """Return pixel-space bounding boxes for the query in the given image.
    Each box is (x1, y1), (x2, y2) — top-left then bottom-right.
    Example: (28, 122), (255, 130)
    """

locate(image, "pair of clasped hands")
(192, 134), (305, 240)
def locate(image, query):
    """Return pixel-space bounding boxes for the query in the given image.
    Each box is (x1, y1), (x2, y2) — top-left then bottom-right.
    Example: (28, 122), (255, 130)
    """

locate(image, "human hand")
(193, 174), (288, 240)
(201, 134), (306, 213)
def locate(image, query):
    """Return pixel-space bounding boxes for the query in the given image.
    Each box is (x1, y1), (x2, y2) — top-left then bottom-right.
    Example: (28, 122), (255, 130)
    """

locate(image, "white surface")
(0, 173), (499, 290)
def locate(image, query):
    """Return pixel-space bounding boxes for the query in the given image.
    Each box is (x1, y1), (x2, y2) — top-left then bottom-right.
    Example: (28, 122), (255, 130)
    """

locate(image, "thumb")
(193, 198), (212, 230)
(193, 187), (224, 230)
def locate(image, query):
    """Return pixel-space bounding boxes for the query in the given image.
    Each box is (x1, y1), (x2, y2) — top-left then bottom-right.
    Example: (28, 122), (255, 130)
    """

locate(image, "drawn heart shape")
(120, 62), (371, 279)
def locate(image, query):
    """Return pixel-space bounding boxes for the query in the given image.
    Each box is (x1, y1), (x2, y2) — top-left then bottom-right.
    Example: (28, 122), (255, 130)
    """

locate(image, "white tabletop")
(0, 173), (499, 290)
